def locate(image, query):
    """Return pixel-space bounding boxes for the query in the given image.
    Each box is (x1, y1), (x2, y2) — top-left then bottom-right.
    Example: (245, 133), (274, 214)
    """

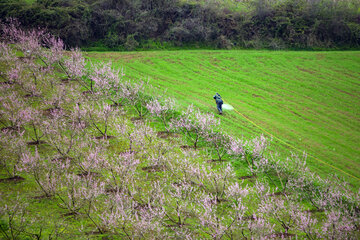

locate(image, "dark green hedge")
(1, 0), (359, 50)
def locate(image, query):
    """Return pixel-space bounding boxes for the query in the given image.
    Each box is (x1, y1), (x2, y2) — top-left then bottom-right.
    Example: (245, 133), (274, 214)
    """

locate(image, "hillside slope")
(87, 50), (360, 185)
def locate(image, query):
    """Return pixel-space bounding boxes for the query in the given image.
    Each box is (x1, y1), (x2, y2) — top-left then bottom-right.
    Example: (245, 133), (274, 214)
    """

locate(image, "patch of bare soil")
(296, 66), (316, 74)
(77, 171), (101, 178)
(82, 90), (93, 95)
(43, 107), (63, 117)
(172, 181), (183, 187)
(51, 156), (73, 163)
(33, 194), (52, 200)
(243, 215), (256, 221)
(110, 103), (124, 108)
(180, 145), (194, 150)
(62, 212), (78, 217)
(157, 131), (170, 139)
(0, 176), (25, 183)
(157, 131), (181, 139)
(304, 209), (324, 213)
(1, 126), (22, 133)
(27, 140), (46, 145)
(23, 93), (41, 98)
(61, 78), (70, 83)
(18, 56), (32, 61)
(316, 53), (325, 60)
(252, 93), (265, 99)
(85, 230), (106, 236)
(142, 165), (166, 173)
(105, 187), (121, 194)
(270, 232), (296, 238)
(239, 175), (257, 180)
(290, 111), (309, 121)
(172, 181), (194, 187)
(269, 191), (292, 197)
(118, 150), (137, 156)
(94, 135), (115, 140)
(207, 159), (228, 163)
(0, 81), (14, 85)
(270, 191), (285, 196)
(130, 117), (143, 122)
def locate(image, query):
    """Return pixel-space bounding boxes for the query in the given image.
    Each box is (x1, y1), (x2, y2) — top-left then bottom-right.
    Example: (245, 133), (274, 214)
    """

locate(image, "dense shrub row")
(0, 0), (359, 50)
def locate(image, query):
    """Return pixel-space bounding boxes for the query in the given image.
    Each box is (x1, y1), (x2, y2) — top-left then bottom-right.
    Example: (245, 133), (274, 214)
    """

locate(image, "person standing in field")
(213, 93), (223, 114)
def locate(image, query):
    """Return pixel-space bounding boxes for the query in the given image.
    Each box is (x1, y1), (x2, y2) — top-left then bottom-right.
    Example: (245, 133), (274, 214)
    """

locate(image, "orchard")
(0, 20), (359, 239)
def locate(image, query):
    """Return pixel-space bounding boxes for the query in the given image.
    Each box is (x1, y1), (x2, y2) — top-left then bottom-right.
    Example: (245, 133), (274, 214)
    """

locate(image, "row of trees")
(0, 21), (359, 239)
(0, 0), (359, 49)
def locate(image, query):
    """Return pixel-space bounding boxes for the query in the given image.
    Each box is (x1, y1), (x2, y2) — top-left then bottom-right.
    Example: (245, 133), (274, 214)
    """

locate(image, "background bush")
(1, 0), (359, 50)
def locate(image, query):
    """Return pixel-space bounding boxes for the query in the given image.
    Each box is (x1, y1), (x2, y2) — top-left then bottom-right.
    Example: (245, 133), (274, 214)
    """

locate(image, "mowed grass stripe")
(86, 50), (360, 186)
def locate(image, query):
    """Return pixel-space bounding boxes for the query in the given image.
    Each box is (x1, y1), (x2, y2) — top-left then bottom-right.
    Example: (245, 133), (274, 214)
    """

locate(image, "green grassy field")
(86, 50), (360, 187)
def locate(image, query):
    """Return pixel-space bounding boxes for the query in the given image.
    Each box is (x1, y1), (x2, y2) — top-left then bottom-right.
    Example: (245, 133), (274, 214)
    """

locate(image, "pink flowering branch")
(0, 43), (21, 84)
(204, 131), (231, 161)
(169, 105), (220, 149)
(42, 35), (65, 67)
(43, 110), (85, 158)
(0, 92), (30, 129)
(89, 62), (123, 100)
(22, 107), (46, 144)
(0, 197), (28, 240)
(246, 213), (275, 239)
(78, 176), (106, 234)
(62, 48), (87, 81)
(0, 42), (17, 66)
(320, 209), (356, 239)
(99, 192), (137, 238)
(115, 121), (155, 153)
(1, 19), (46, 59)
(295, 211), (319, 240)
(253, 152), (309, 194)
(126, 80), (150, 118)
(71, 140), (105, 174)
(164, 182), (197, 228)
(18, 148), (58, 197)
(56, 173), (104, 216)
(146, 97), (175, 129)
(0, 130), (27, 177)
(227, 136), (246, 160)
(257, 195), (301, 235)
(105, 151), (140, 193)
(196, 192), (246, 239)
(98, 182), (166, 239)
(85, 102), (119, 138)
(190, 163), (235, 202)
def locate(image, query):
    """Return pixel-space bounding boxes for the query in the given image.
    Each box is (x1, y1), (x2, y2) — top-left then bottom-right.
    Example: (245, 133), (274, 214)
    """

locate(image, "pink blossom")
(169, 105), (220, 149)
(146, 97), (175, 128)
(63, 48), (86, 80)
(43, 35), (64, 65)
(89, 61), (120, 97)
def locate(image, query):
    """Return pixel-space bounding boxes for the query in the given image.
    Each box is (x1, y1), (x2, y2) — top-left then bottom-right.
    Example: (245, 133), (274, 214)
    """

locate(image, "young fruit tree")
(85, 101), (120, 139)
(146, 97), (175, 130)
(19, 148), (58, 197)
(169, 105), (220, 149)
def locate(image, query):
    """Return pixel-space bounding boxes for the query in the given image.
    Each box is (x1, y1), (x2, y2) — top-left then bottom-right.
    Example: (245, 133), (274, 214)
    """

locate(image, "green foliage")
(104, 31), (122, 49)
(1, 0), (359, 49)
(124, 34), (139, 51)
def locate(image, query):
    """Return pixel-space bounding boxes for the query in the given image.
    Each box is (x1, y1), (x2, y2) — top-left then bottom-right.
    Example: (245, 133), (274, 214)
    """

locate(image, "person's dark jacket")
(213, 93), (223, 104)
